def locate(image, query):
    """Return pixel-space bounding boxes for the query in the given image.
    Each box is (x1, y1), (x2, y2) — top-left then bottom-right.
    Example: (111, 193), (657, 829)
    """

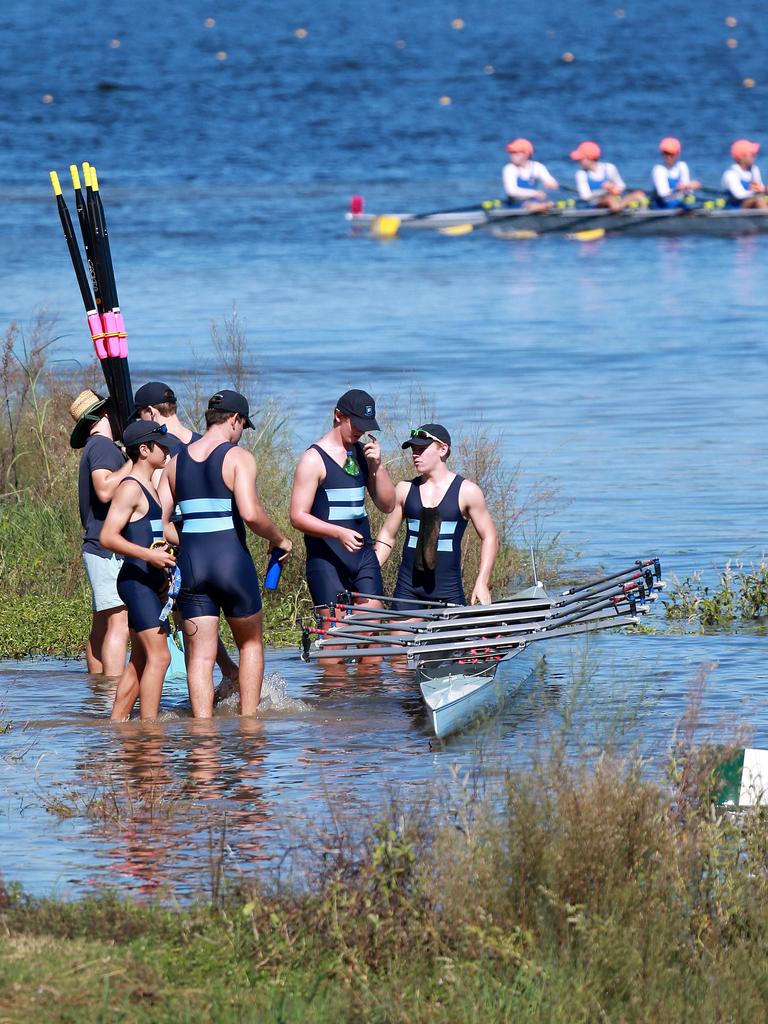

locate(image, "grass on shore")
(2, 721), (768, 1023)
(0, 312), (560, 659)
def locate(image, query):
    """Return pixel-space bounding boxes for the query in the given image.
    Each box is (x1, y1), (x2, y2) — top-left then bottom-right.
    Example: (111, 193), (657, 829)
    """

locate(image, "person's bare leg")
(100, 607), (129, 676)
(111, 633), (145, 721)
(87, 610), (108, 673)
(227, 611), (264, 715)
(135, 627), (171, 720)
(183, 615), (219, 718)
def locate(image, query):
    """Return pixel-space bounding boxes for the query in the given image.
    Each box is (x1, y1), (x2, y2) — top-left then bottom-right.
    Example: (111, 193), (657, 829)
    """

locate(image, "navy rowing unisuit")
(304, 443), (383, 607)
(175, 442), (262, 619)
(393, 474), (467, 610)
(116, 477), (166, 632)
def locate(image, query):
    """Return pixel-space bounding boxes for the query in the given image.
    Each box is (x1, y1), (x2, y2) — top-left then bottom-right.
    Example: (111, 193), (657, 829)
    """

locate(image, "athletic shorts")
(393, 575), (465, 613)
(117, 565), (167, 633)
(176, 548), (262, 621)
(82, 552), (124, 612)
(306, 547), (384, 609)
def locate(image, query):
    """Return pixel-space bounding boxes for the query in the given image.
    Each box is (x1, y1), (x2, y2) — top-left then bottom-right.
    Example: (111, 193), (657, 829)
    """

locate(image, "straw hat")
(69, 388), (110, 449)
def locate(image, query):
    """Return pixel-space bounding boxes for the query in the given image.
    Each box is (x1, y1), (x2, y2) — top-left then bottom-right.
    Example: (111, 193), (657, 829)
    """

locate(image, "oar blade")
(566, 228), (605, 242)
(370, 214), (402, 238)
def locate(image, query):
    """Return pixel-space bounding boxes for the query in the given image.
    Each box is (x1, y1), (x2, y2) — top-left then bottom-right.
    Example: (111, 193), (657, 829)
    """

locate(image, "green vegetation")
(0, 312), (559, 659)
(3, 735), (768, 1021)
(665, 559), (768, 627)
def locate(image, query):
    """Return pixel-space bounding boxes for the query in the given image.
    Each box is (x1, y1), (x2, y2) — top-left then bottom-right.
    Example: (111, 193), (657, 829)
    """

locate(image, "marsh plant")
(665, 559), (768, 627)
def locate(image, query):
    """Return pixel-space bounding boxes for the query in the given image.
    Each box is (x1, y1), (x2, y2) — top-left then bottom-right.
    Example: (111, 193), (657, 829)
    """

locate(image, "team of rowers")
(71, 385), (497, 722)
(502, 137), (767, 212)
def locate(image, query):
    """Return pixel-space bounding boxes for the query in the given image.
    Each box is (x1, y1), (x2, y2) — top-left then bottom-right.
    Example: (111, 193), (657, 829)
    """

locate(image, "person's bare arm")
(361, 436), (395, 513)
(160, 455), (180, 548)
(461, 481), (498, 605)
(290, 448), (364, 554)
(374, 481), (408, 566)
(229, 448), (292, 554)
(101, 480), (176, 570)
(91, 459), (133, 503)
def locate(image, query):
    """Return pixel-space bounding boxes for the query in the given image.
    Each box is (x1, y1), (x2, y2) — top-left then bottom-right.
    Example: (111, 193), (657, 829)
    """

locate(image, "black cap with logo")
(123, 420), (181, 450)
(401, 423), (452, 449)
(336, 389), (380, 432)
(208, 389), (255, 428)
(131, 381), (177, 419)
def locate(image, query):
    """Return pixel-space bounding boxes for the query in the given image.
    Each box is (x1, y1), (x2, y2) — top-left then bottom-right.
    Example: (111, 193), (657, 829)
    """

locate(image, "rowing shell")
(417, 643), (536, 739)
(347, 206), (768, 237)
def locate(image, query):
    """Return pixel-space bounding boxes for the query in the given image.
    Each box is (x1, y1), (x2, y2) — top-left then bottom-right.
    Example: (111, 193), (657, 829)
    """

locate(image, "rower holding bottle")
(290, 389), (396, 616)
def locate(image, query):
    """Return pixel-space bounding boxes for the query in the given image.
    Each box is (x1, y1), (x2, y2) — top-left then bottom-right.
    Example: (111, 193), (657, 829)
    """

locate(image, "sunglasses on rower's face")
(410, 428), (443, 445)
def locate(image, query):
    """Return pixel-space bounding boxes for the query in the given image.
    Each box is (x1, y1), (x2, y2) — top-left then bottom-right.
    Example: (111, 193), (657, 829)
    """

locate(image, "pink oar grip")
(87, 312), (107, 359)
(101, 310), (121, 357)
(114, 310), (128, 357)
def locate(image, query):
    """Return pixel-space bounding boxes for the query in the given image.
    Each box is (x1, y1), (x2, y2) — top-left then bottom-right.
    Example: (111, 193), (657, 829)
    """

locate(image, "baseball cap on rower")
(402, 423), (451, 449)
(131, 381), (177, 418)
(505, 137), (533, 156)
(659, 136), (681, 155)
(122, 420), (180, 450)
(69, 388), (111, 449)
(570, 140), (601, 161)
(336, 389), (380, 431)
(207, 389), (255, 428)
(731, 139), (760, 160)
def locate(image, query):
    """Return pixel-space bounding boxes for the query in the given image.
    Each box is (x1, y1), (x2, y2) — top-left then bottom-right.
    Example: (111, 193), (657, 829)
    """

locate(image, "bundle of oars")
(300, 558), (664, 666)
(49, 162), (133, 434)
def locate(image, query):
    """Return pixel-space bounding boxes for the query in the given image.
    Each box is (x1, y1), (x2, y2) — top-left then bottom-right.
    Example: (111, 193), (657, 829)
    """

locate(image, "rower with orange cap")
(570, 140), (645, 211)
(651, 137), (701, 208)
(722, 140), (767, 208)
(502, 138), (559, 211)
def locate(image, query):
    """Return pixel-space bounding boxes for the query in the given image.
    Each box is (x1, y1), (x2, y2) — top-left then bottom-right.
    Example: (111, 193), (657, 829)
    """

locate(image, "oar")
(83, 164), (133, 430)
(370, 198), (505, 238)
(49, 171), (118, 410)
(566, 207), (689, 241)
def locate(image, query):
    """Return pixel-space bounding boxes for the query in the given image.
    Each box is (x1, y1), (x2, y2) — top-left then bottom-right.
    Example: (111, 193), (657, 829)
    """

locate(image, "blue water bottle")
(264, 548), (285, 591)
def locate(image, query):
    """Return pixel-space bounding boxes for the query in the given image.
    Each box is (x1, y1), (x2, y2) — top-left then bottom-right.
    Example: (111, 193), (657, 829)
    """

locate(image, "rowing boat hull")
(418, 644), (535, 739)
(348, 207), (768, 237)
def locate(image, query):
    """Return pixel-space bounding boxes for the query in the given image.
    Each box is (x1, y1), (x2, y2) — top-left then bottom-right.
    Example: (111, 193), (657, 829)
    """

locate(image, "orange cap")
(659, 136), (681, 155)
(570, 140), (601, 161)
(505, 137), (533, 155)
(731, 139), (760, 160)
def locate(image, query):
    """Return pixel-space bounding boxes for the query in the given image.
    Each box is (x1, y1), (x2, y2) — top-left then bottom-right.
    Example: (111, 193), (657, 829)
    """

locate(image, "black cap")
(402, 423), (452, 449)
(131, 381), (177, 419)
(122, 420), (181, 450)
(336, 389), (380, 432)
(208, 389), (255, 428)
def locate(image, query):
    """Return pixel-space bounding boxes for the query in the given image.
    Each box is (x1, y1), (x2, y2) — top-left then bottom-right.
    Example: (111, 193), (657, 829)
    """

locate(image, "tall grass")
(0, 312), (559, 657)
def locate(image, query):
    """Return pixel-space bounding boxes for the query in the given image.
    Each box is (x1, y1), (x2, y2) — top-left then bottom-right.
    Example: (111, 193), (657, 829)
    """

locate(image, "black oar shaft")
(50, 174), (95, 313)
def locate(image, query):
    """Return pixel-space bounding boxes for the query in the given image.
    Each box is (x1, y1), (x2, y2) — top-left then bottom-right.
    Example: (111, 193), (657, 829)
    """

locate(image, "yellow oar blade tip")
(69, 163), (82, 189)
(370, 214), (401, 238)
(438, 223), (473, 236)
(90, 166), (100, 190)
(81, 161), (91, 186)
(566, 228), (606, 242)
(49, 170), (62, 195)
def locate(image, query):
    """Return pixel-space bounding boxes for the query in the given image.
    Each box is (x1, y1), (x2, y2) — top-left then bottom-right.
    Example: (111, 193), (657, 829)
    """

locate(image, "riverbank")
(0, 314), (558, 659)
(2, 740), (767, 1022)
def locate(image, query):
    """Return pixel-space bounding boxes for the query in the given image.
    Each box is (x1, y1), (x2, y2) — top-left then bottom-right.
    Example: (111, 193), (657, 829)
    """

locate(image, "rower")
(722, 140), (767, 208)
(502, 138), (559, 212)
(163, 389), (292, 717)
(290, 389), (396, 618)
(570, 140), (645, 211)
(375, 424), (498, 610)
(131, 380), (240, 691)
(651, 137), (701, 208)
(100, 420), (180, 721)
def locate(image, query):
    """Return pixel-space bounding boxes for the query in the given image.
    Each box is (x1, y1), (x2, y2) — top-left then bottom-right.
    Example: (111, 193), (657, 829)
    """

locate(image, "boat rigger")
(299, 558), (666, 738)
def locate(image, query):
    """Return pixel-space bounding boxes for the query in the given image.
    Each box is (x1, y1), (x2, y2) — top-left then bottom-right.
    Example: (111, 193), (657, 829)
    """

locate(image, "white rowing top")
(575, 161), (625, 201)
(502, 159), (558, 200)
(722, 162), (763, 200)
(651, 160), (692, 198)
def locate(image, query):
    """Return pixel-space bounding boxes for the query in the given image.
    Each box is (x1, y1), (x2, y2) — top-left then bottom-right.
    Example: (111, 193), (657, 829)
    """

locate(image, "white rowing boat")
(347, 204), (768, 237)
(300, 559), (665, 739)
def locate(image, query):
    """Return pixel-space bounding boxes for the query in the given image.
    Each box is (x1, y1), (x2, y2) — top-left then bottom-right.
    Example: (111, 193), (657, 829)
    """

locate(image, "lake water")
(2, 0), (768, 896)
